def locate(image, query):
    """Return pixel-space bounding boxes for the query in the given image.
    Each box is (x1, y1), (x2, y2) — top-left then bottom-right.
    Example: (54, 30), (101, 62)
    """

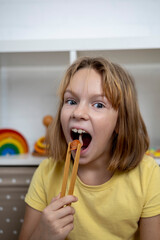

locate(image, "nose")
(71, 102), (89, 120)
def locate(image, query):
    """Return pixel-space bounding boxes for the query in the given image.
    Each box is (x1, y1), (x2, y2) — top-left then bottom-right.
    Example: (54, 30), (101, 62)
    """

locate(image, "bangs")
(58, 74), (71, 102)
(101, 68), (122, 111)
(58, 66), (79, 102)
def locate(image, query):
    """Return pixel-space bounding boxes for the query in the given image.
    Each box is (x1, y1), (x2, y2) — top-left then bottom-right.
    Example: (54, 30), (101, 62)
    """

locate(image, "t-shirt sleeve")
(141, 160), (160, 218)
(25, 160), (47, 212)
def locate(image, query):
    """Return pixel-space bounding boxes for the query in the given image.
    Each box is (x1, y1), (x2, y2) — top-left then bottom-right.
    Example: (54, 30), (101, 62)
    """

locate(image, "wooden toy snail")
(32, 115), (53, 157)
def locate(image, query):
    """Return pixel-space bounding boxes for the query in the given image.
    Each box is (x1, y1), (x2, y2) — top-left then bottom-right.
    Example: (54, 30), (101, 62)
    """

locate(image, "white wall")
(0, 0), (160, 40)
(0, 0), (160, 152)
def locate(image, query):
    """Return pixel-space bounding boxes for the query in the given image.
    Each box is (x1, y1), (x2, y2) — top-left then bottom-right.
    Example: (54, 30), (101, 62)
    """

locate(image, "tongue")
(82, 133), (91, 148)
(79, 134), (83, 146)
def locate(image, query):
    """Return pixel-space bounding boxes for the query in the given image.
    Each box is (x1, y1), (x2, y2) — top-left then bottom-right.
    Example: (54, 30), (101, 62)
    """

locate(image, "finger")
(57, 195), (78, 209)
(62, 222), (74, 237)
(55, 205), (75, 219)
(57, 214), (74, 229)
(48, 195), (78, 211)
(50, 193), (61, 203)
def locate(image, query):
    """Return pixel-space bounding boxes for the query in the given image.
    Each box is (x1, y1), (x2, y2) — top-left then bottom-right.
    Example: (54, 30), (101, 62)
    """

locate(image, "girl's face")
(60, 68), (118, 167)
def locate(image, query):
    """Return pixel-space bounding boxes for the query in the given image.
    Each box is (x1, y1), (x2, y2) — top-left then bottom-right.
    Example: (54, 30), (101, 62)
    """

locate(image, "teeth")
(72, 128), (78, 133)
(78, 129), (83, 134)
(72, 128), (86, 134)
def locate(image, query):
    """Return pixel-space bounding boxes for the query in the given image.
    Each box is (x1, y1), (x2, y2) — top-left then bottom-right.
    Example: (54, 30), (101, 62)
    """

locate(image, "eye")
(66, 99), (77, 105)
(94, 102), (105, 108)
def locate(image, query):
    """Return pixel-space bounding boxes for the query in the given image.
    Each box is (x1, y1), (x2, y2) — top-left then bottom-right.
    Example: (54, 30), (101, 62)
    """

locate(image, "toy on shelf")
(0, 129), (29, 156)
(146, 148), (160, 158)
(32, 115), (53, 157)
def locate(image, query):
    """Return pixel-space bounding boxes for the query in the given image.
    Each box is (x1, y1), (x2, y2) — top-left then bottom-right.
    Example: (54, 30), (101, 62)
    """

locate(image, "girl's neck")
(78, 164), (114, 186)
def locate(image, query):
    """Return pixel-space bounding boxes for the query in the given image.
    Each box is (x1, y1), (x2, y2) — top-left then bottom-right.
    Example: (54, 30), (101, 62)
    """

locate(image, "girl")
(19, 57), (160, 240)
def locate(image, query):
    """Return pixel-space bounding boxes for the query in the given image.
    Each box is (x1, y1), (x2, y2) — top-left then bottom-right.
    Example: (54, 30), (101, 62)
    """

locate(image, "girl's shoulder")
(130, 154), (160, 185)
(118, 155), (160, 187)
(39, 157), (61, 167)
(140, 154), (159, 171)
(37, 158), (65, 177)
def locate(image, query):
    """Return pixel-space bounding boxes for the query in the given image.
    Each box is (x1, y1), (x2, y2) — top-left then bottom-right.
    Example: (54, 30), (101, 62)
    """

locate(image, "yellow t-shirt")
(25, 155), (160, 240)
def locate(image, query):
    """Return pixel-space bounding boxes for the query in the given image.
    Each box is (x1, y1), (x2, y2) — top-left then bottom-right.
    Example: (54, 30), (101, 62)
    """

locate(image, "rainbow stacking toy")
(0, 129), (29, 156)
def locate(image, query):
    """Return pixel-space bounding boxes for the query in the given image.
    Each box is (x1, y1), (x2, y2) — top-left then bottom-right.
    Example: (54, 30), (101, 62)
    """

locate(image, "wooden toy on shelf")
(32, 115), (53, 157)
(0, 129), (29, 156)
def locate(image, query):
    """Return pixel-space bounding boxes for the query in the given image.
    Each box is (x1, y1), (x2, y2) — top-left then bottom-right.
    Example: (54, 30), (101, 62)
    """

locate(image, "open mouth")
(71, 128), (92, 150)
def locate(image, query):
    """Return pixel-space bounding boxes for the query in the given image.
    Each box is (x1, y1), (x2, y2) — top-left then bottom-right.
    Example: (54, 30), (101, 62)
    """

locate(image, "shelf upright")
(0, 66), (8, 127)
(69, 50), (77, 64)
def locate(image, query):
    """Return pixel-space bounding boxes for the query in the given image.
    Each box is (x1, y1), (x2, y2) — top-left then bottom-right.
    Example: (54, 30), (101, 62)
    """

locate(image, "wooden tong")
(60, 140), (81, 198)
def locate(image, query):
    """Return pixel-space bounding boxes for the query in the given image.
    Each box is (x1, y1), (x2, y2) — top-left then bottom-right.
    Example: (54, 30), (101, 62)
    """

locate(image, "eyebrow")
(64, 90), (106, 99)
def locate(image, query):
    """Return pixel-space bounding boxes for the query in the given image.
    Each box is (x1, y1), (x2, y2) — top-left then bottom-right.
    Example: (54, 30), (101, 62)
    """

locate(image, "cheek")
(96, 113), (118, 136)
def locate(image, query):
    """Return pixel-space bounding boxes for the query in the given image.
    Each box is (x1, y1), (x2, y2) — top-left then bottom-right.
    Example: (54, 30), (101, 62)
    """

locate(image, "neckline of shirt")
(75, 170), (120, 191)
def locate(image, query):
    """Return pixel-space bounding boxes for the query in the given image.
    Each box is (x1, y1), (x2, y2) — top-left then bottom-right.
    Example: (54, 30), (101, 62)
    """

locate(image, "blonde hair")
(47, 57), (149, 171)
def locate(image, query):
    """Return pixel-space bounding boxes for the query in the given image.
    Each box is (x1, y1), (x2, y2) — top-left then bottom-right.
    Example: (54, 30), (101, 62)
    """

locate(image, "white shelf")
(0, 154), (44, 166)
(156, 158), (160, 166)
(0, 154), (159, 166)
(0, 37), (160, 53)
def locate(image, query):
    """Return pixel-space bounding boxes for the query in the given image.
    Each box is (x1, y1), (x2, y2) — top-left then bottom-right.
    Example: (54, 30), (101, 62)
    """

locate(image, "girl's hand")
(31, 194), (78, 240)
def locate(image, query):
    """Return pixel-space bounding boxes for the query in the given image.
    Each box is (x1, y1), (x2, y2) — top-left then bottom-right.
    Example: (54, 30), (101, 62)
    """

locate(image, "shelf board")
(0, 154), (44, 166)
(156, 158), (160, 166)
(0, 36), (160, 53)
(0, 154), (159, 166)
